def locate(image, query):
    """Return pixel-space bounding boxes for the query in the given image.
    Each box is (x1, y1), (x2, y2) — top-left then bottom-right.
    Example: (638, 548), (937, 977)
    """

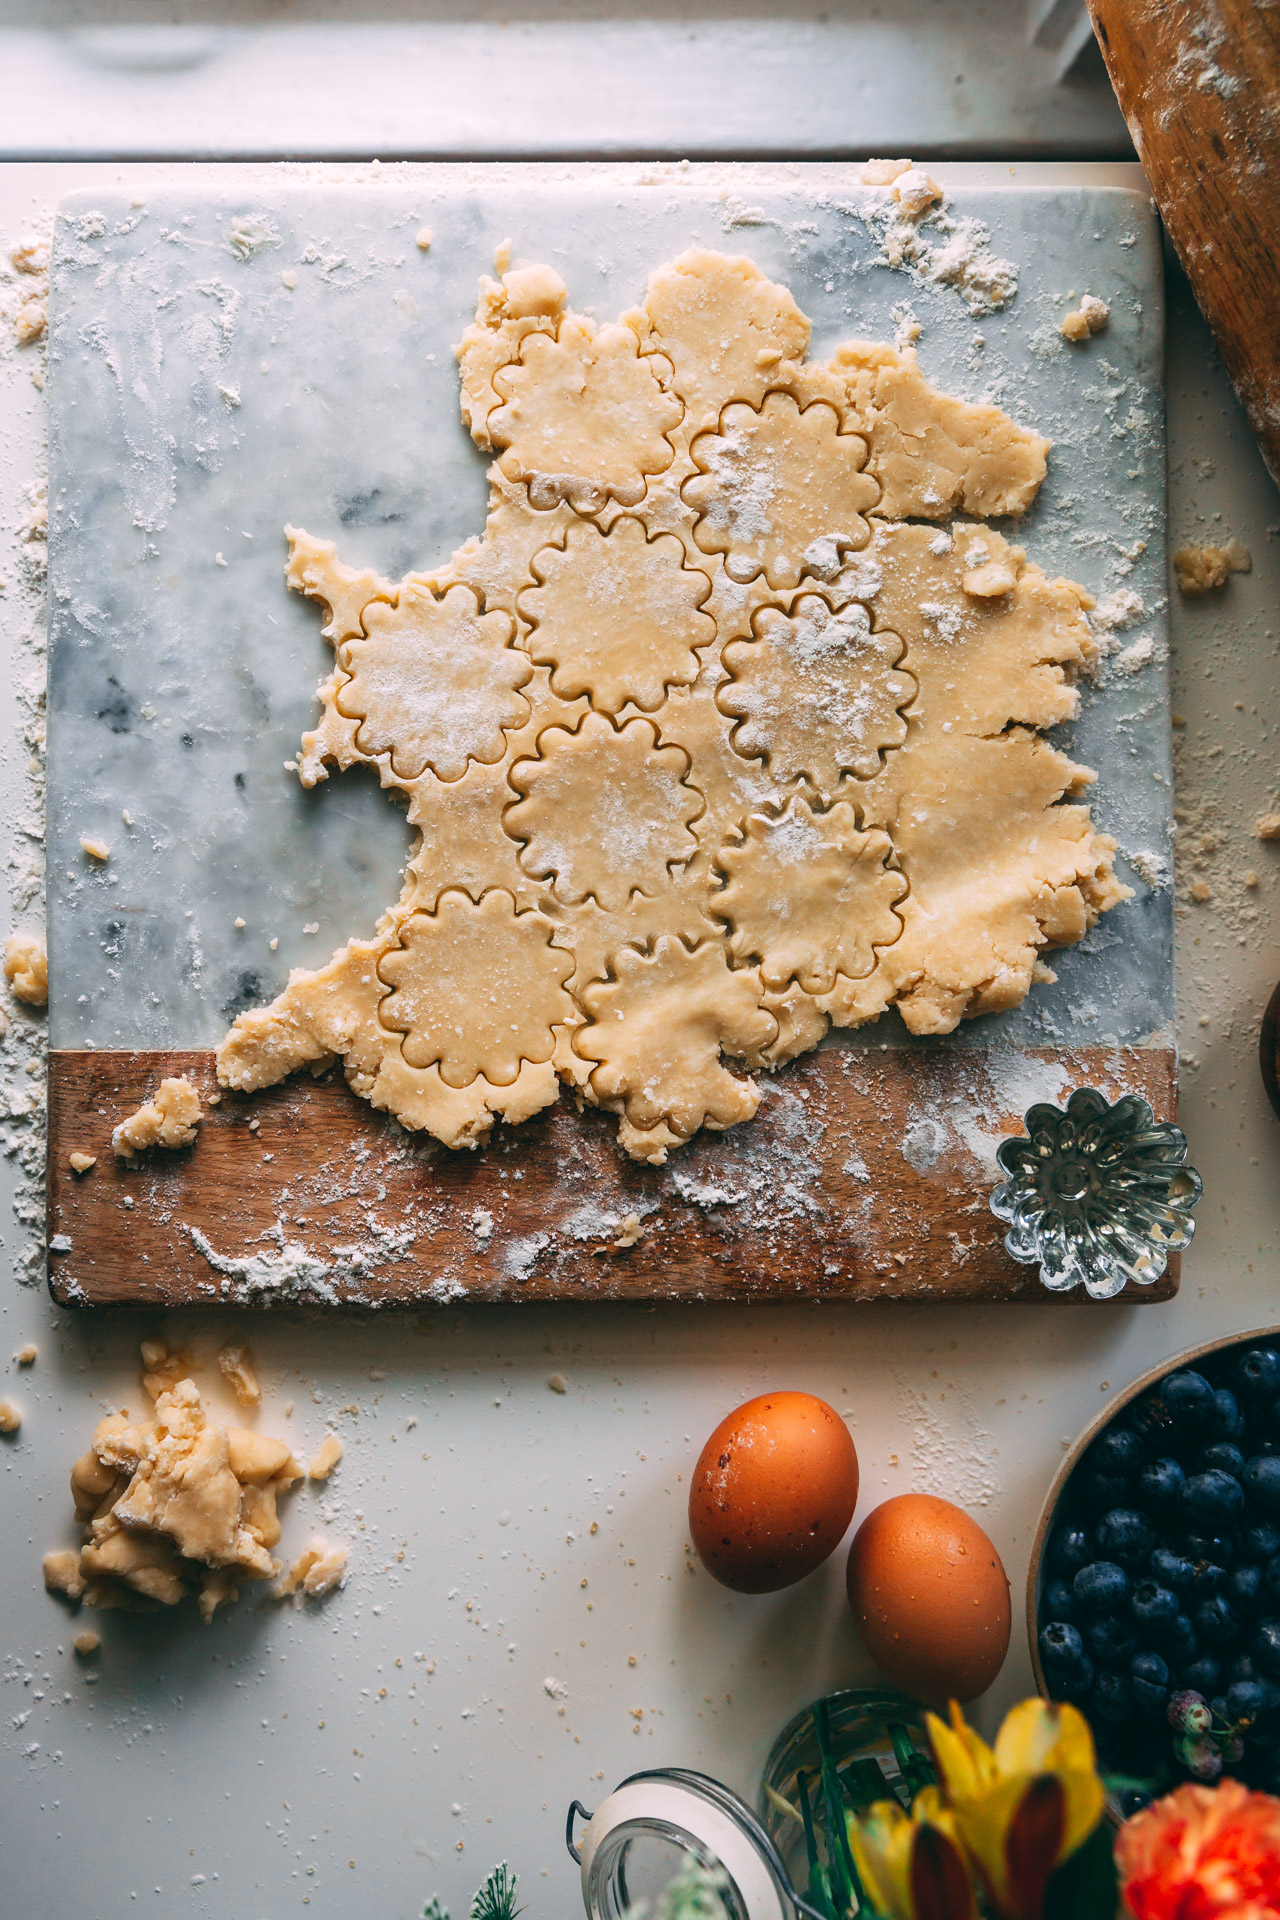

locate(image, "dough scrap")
(4, 932), (46, 1006)
(46, 1362), (300, 1620)
(112, 1076), (202, 1159)
(216, 247), (1126, 1162)
(1174, 538), (1251, 596)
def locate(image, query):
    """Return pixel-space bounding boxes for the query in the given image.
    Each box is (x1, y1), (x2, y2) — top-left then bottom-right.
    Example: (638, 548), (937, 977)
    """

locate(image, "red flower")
(1117, 1779), (1280, 1919)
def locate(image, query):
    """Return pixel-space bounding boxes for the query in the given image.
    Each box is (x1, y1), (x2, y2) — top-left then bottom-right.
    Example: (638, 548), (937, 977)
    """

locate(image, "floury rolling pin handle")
(1086, 0), (1280, 487)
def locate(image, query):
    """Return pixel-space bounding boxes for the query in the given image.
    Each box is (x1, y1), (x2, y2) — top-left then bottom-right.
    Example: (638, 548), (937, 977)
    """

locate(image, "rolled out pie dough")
(216, 246), (1128, 1163)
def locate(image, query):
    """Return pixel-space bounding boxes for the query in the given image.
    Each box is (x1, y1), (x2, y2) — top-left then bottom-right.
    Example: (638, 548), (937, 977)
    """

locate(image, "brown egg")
(846, 1493), (1010, 1703)
(688, 1391), (859, 1593)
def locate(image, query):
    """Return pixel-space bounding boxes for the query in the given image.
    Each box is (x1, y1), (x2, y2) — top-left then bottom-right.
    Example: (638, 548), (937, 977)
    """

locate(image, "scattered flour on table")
(186, 1216), (415, 1304)
(898, 1378), (1001, 1508)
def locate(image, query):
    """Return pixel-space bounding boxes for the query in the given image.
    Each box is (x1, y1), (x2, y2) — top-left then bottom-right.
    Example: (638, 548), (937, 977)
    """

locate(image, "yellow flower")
(925, 1699), (1106, 1920)
(846, 1793), (977, 1920)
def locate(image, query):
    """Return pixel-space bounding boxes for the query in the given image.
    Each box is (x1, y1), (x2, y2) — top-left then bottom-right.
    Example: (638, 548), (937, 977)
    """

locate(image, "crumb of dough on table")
(1257, 814), (1280, 842)
(140, 1338), (199, 1400)
(1061, 293), (1110, 341)
(73, 1630), (100, 1656)
(79, 835), (110, 861)
(4, 932), (46, 1006)
(308, 1433), (343, 1480)
(276, 1536), (348, 1598)
(0, 1398), (21, 1433)
(1174, 537), (1252, 595)
(68, 1150), (96, 1173)
(112, 1075), (202, 1158)
(613, 1211), (644, 1249)
(217, 1340), (260, 1408)
(43, 1358), (300, 1620)
(15, 1342), (36, 1365)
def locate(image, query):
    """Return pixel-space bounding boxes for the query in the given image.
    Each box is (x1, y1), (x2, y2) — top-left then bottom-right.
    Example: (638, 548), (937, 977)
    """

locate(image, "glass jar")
(758, 1688), (934, 1918)
(568, 1767), (825, 1920)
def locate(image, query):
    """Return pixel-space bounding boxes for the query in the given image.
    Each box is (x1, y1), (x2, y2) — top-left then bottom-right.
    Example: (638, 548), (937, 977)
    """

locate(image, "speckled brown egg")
(688, 1391), (859, 1593)
(845, 1493), (1010, 1703)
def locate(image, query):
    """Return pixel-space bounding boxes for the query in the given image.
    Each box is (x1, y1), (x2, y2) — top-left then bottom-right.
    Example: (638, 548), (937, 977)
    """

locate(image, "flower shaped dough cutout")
(217, 246), (1129, 1165)
(712, 797), (907, 994)
(576, 936), (777, 1147)
(489, 317), (683, 512)
(519, 515), (715, 715)
(683, 391), (879, 588)
(377, 889), (573, 1088)
(504, 712), (703, 911)
(338, 583), (530, 783)
(718, 594), (915, 793)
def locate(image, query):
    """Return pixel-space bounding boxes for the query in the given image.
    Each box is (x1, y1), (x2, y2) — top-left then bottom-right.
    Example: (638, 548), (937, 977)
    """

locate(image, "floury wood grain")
(47, 1046), (1180, 1308)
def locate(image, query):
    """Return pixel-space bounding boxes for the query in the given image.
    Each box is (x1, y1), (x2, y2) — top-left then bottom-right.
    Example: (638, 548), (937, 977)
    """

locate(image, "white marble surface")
(0, 161), (1277, 1920)
(46, 161), (1172, 1051)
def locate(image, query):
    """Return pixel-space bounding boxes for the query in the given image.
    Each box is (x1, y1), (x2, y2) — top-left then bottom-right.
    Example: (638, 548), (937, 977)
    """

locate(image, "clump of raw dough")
(0, 1398), (21, 1433)
(112, 1076), (202, 1158)
(1174, 538), (1252, 595)
(69, 1150), (96, 1173)
(43, 1352), (300, 1621)
(217, 1340), (260, 1407)
(1257, 814), (1280, 842)
(277, 1536), (348, 1598)
(4, 933), (47, 1006)
(7, 235), (48, 346)
(308, 1433), (343, 1480)
(1061, 294), (1110, 342)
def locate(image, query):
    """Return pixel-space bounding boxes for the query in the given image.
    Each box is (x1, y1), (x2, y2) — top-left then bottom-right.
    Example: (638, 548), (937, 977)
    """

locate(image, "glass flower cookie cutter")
(989, 1085), (1202, 1301)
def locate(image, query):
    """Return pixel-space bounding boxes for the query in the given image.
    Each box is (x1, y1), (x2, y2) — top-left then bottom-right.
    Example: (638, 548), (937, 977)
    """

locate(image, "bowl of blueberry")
(1030, 1327), (1280, 1810)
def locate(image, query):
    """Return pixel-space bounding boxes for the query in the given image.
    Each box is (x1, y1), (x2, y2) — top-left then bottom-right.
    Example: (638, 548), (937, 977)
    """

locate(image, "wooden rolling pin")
(1088, 0), (1280, 486)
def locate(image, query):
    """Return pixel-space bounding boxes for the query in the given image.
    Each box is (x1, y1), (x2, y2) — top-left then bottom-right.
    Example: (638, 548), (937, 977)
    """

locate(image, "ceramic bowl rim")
(1026, 1323), (1280, 1698)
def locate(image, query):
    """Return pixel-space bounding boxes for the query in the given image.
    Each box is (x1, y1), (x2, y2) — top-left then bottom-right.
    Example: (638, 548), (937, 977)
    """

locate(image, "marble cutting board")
(43, 161), (1177, 1307)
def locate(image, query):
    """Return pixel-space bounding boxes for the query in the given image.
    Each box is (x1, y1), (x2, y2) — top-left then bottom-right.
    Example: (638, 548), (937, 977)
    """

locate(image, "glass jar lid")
(568, 1768), (825, 1920)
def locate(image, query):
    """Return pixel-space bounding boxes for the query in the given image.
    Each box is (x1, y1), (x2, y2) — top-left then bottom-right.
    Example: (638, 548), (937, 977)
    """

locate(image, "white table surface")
(1, 158), (1278, 1920)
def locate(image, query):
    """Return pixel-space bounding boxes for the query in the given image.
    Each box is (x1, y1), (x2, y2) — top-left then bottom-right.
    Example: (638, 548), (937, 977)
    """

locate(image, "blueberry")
(1245, 1457), (1280, 1511)
(1188, 1561), (1229, 1599)
(1091, 1671), (1133, 1723)
(1075, 1560), (1129, 1612)
(1185, 1532), (1235, 1572)
(1044, 1578), (1077, 1621)
(1049, 1525), (1094, 1577)
(1089, 1426), (1146, 1476)
(1195, 1596), (1240, 1645)
(1230, 1565), (1267, 1618)
(1138, 1457), (1186, 1508)
(1164, 1613), (1199, 1661)
(1253, 1620), (1280, 1676)
(1163, 1370), (1216, 1429)
(1039, 1621), (1086, 1674)
(1228, 1679), (1268, 1725)
(1182, 1470), (1246, 1525)
(1050, 1652), (1094, 1701)
(1167, 1688), (1212, 1733)
(1229, 1653), (1262, 1686)
(1097, 1509), (1157, 1569)
(1183, 1655), (1224, 1696)
(1130, 1649), (1171, 1712)
(1210, 1388), (1247, 1443)
(1130, 1581), (1180, 1628)
(1237, 1348), (1280, 1404)
(1085, 1613), (1138, 1663)
(1244, 1523), (1280, 1563)
(1200, 1443), (1247, 1481)
(1151, 1545), (1195, 1590)
(1080, 1469), (1132, 1510)
(1118, 1788), (1153, 1817)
